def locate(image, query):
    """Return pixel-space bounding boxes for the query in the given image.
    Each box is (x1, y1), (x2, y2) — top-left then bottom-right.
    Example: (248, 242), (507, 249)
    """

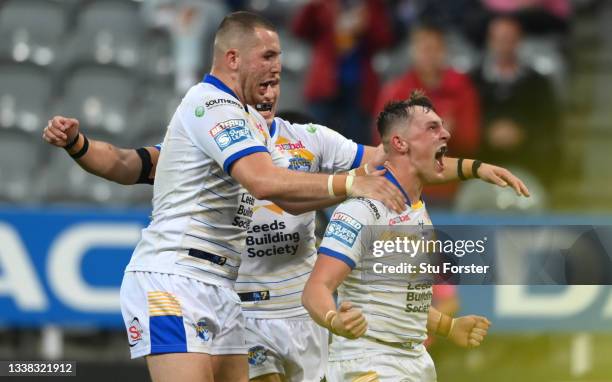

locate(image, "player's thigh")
(250, 372), (285, 382)
(211, 354), (249, 382)
(146, 352), (213, 382)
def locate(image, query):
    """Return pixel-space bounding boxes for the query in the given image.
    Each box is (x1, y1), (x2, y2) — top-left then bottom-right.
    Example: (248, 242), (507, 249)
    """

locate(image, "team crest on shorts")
(194, 318), (210, 342)
(127, 317), (143, 347)
(248, 345), (267, 366)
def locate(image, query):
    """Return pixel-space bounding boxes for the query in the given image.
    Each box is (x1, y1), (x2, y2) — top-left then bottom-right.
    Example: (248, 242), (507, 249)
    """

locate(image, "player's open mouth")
(435, 145), (447, 170)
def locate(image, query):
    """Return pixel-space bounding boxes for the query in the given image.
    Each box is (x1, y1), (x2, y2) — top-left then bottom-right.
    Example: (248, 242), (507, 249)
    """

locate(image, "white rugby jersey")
(318, 169), (434, 359)
(125, 74), (286, 287)
(236, 117), (364, 318)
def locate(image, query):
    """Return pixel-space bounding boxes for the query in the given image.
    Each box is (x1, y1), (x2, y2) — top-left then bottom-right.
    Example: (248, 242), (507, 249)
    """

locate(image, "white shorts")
(245, 316), (328, 381)
(120, 271), (247, 359)
(326, 348), (436, 382)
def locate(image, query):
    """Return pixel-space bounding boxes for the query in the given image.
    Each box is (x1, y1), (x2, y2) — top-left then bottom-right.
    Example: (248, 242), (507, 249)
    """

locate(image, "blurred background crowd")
(0, 0), (610, 212)
(1, 1), (611, 381)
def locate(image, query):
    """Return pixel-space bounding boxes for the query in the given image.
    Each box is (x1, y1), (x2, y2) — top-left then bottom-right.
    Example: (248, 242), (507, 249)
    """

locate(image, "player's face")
(240, 27), (281, 125)
(403, 107), (450, 182)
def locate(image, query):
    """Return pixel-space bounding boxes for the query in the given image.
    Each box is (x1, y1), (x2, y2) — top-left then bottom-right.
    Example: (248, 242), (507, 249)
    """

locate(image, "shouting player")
(43, 15), (526, 382)
(302, 92), (491, 381)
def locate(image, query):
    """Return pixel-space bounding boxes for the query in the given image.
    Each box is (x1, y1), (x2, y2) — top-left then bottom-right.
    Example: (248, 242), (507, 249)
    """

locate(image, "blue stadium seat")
(0, 63), (51, 134)
(0, 0), (67, 67)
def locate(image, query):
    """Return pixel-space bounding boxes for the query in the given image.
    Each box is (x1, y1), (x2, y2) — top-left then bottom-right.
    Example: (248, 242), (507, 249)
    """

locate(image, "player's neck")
(209, 69), (245, 103)
(386, 158), (422, 206)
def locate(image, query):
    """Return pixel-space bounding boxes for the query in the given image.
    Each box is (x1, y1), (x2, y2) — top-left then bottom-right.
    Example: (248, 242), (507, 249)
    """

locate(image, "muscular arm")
(230, 152), (405, 211)
(302, 254), (351, 329)
(43, 116), (159, 185)
(66, 134), (158, 185)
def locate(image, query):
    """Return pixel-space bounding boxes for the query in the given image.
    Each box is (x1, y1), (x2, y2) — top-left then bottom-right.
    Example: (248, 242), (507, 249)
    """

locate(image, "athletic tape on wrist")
(328, 175), (336, 197)
(345, 175), (354, 196)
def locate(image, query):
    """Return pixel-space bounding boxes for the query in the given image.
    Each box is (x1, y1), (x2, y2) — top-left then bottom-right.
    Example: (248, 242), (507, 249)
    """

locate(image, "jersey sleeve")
(318, 199), (375, 269)
(313, 124), (364, 173)
(177, 91), (269, 174)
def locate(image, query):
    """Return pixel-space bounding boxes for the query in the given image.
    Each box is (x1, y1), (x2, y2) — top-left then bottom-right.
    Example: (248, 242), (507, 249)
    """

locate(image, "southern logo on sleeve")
(324, 212), (363, 247)
(209, 119), (252, 150)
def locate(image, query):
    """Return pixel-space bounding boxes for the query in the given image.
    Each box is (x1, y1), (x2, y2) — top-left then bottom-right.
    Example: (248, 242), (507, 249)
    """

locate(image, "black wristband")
(472, 160), (482, 179)
(70, 134), (89, 159)
(135, 147), (154, 185)
(457, 158), (467, 180)
(64, 133), (80, 150)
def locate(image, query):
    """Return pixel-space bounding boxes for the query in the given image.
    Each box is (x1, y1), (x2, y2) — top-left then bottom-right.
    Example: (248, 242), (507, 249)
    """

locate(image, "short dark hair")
(216, 11), (276, 40)
(376, 90), (434, 141)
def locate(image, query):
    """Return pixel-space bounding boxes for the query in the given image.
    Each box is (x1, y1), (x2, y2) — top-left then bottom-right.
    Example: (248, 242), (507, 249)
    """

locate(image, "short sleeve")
(313, 124), (363, 173)
(318, 199), (375, 269)
(177, 91), (269, 174)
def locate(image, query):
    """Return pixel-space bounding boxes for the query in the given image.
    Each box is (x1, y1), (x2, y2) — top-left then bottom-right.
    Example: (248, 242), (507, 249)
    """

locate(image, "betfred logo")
(209, 119), (246, 137)
(331, 212), (362, 231)
(276, 140), (305, 151)
(209, 119), (251, 151)
(127, 317), (143, 347)
(389, 214), (411, 225)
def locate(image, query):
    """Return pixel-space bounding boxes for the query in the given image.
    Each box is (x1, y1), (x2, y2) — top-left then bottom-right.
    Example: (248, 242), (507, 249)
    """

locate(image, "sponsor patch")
(306, 124), (317, 134)
(276, 140), (305, 151)
(248, 345), (268, 366)
(205, 98), (242, 110)
(324, 212), (362, 247)
(356, 197), (381, 219)
(389, 213), (411, 225)
(195, 106), (205, 117)
(288, 157), (312, 171)
(194, 318), (210, 342)
(209, 119), (251, 150)
(127, 317), (144, 347)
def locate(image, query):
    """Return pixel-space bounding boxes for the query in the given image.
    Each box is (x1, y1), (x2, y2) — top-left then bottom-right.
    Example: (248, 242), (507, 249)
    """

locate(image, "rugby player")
(44, 88), (525, 382)
(43, 16), (527, 382)
(302, 92), (492, 381)
(43, 11), (419, 382)
(44, 90), (525, 382)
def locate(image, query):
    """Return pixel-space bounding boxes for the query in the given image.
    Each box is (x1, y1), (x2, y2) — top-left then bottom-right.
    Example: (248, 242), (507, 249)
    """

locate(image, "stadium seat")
(129, 85), (179, 144)
(0, 131), (42, 203)
(59, 0), (144, 70)
(142, 29), (175, 85)
(57, 65), (138, 136)
(0, 0), (67, 66)
(0, 63), (51, 133)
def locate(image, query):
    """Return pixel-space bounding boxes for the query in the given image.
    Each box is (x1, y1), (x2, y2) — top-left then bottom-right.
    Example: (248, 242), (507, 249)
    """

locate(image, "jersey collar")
(202, 74), (240, 100)
(376, 165), (423, 209)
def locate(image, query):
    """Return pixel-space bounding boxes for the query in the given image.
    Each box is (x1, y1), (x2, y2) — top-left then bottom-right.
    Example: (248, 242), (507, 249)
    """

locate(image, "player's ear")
(390, 135), (409, 154)
(225, 48), (240, 70)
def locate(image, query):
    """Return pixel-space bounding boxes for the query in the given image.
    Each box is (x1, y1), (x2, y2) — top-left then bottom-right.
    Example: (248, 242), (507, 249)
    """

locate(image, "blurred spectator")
(142, 0), (228, 93)
(482, 0), (571, 35)
(470, 16), (561, 189)
(291, 0), (394, 145)
(374, 24), (481, 205)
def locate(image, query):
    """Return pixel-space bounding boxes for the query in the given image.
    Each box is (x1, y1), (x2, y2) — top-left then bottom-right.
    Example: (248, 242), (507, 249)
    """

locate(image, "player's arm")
(302, 255), (367, 339)
(427, 306), (491, 348)
(230, 154), (405, 212)
(42, 116), (159, 185)
(437, 157), (530, 196)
